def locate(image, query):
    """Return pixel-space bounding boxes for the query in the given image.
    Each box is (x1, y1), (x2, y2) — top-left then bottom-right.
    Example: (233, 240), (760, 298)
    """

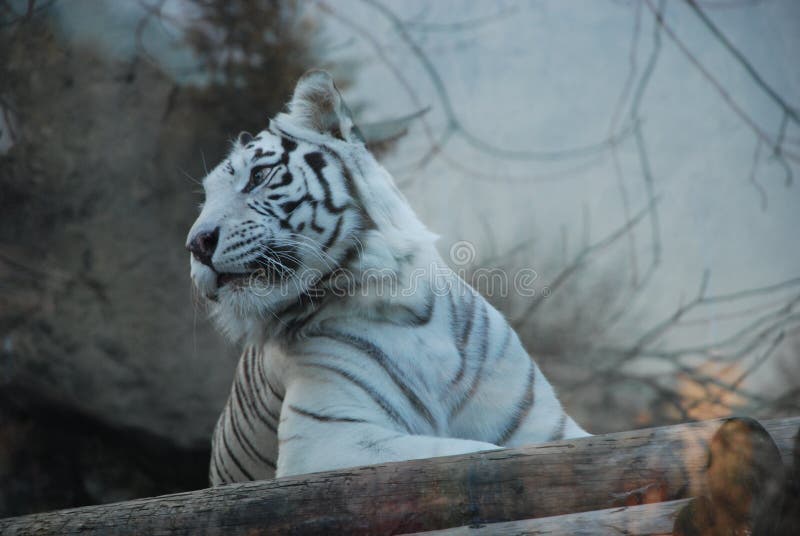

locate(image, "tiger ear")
(237, 131), (254, 145)
(286, 70), (364, 143)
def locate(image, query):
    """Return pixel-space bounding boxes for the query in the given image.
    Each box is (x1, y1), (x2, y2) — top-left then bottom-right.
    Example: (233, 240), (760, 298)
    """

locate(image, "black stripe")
(275, 288), (325, 321)
(250, 349), (283, 421)
(320, 148), (357, 200)
(253, 200), (282, 220)
(548, 414), (568, 442)
(460, 290), (478, 347)
(450, 292), (480, 387)
(251, 148), (276, 162)
(271, 170), (293, 188)
(211, 452), (227, 484)
(254, 346), (284, 402)
(248, 201), (279, 219)
(278, 434), (303, 445)
(234, 371), (277, 434)
(304, 152), (348, 214)
(267, 166), (282, 184)
(452, 305), (492, 412)
(271, 245), (299, 267)
(276, 242), (361, 334)
(228, 405), (276, 469)
(315, 330), (437, 430)
(375, 274), (435, 328)
(448, 290), (459, 339)
(336, 242), (360, 271)
(240, 245), (273, 269)
(303, 361), (413, 433)
(288, 404), (367, 423)
(280, 136), (297, 163)
(233, 353), (277, 433)
(309, 201), (326, 233)
(397, 284), (435, 326)
(243, 348), (281, 423)
(321, 216), (343, 252)
(213, 434), (236, 483)
(450, 323), (511, 419)
(281, 291), (331, 336)
(220, 236), (259, 255)
(232, 379), (255, 430)
(272, 127), (378, 233)
(299, 242), (360, 293)
(209, 431), (222, 484)
(280, 194), (312, 214)
(221, 420), (256, 480)
(495, 360), (536, 444)
(322, 148), (377, 233)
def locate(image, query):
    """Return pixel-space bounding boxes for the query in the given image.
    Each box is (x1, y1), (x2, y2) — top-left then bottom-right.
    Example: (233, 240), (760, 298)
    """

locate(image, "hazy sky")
(46, 0), (800, 387)
(313, 1), (800, 396)
(320, 1), (800, 331)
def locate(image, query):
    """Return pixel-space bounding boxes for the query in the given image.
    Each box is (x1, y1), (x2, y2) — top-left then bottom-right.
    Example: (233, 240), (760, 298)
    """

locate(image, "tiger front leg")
(275, 389), (500, 478)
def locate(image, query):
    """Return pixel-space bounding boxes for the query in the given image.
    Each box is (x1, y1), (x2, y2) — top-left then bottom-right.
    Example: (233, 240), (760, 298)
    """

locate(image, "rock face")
(0, 396), (210, 517)
(1, 39), (233, 449)
(0, 11), (310, 516)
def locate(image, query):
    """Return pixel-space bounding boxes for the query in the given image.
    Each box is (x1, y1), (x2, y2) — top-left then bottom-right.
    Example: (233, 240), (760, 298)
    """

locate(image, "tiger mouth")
(217, 272), (252, 288)
(217, 268), (282, 289)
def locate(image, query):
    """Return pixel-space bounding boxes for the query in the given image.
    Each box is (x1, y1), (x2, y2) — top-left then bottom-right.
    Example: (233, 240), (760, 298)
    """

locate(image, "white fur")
(188, 71), (589, 484)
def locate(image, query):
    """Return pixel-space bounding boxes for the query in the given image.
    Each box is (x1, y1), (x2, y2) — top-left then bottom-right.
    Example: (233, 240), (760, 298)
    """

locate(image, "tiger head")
(186, 71), (433, 341)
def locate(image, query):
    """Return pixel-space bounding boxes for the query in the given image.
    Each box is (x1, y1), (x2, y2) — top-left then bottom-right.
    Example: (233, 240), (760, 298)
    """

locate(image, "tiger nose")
(187, 227), (220, 268)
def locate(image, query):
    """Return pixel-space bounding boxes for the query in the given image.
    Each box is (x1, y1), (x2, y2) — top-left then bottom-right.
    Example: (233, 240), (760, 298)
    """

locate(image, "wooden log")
(0, 417), (797, 536)
(672, 419), (786, 535)
(405, 499), (691, 536)
(770, 415), (800, 471)
(777, 425), (800, 536)
(421, 419), (797, 536)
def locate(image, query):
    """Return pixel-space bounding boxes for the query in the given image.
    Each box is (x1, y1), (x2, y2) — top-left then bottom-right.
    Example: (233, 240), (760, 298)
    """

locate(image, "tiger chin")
(186, 70), (589, 484)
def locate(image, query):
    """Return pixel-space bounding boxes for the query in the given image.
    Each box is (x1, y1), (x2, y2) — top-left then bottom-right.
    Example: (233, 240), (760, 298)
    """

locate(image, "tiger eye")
(244, 165), (272, 193)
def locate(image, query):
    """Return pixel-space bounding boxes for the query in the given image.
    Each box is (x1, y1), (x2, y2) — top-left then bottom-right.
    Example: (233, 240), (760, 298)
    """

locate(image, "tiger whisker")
(250, 247), (315, 307)
(269, 236), (338, 272)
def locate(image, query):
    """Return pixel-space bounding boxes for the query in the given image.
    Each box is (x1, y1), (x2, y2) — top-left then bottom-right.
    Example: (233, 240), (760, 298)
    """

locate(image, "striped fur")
(188, 71), (589, 485)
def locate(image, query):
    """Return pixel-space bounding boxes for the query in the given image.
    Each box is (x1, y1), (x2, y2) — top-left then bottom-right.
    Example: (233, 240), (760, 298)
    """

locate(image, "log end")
(673, 417), (786, 535)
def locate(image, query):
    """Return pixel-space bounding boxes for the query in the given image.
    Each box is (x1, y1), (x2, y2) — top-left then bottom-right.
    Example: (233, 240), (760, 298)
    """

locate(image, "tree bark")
(0, 417), (796, 536)
(405, 499), (691, 536)
(672, 418), (788, 535)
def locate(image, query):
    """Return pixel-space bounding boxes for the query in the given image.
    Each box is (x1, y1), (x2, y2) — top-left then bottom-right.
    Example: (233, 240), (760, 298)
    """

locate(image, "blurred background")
(0, 0), (798, 518)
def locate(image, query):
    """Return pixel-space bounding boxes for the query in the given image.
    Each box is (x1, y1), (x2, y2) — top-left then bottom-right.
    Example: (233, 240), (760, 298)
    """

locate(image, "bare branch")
(402, 6), (518, 33)
(749, 138), (767, 210)
(685, 0), (799, 126)
(360, 0), (637, 164)
(609, 0), (643, 286)
(643, 0), (800, 164)
(630, 0), (666, 272)
(515, 198), (658, 320)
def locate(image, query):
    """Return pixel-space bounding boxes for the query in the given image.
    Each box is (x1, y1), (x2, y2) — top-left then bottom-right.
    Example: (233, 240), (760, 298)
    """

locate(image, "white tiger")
(186, 70), (589, 484)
